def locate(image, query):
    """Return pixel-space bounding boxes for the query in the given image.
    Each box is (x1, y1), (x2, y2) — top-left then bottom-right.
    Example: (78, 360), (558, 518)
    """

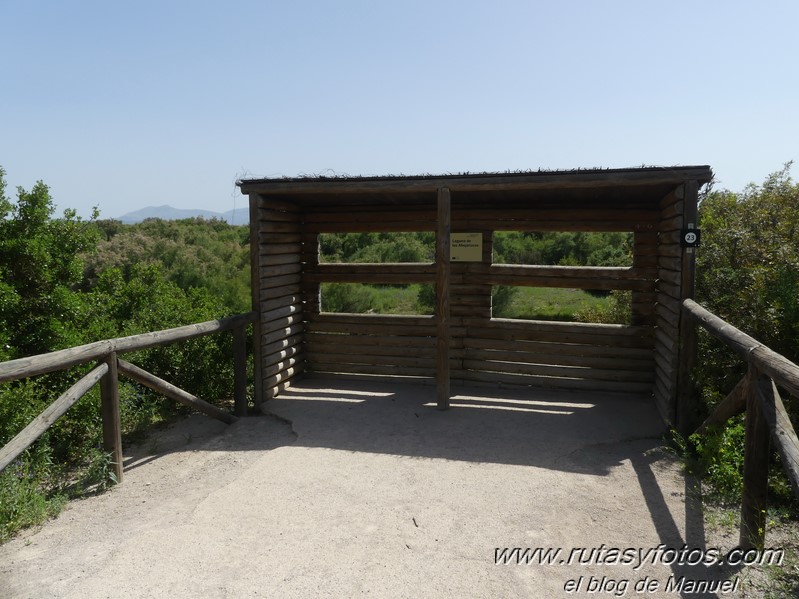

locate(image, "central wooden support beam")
(436, 187), (451, 410)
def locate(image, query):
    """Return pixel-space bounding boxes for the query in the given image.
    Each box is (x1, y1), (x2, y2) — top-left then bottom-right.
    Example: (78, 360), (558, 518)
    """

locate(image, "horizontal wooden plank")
(264, 378), (295, 400)
(633, 254), (658, 268)
(304, 331), (435, 348)
(241, 168), (712, 196)
(261, 284), (302, 300)
(660, 214), (683, 232)
(467, 317), (651, 337)
(257, 198), (301, 212)
(262, 314), (304, 334)
(661, 199), (684, 220)
(459, 207), (659, 222)
(653, 377), (673, 420)
(451, 305), (491, 318)
(263, 323), (305, 346)
(261, 273), (302, 290)
(262, 303), (303, 323)
(455, 369), (653, 394)
(654, 350), (677, 382)
(658, 255), (681, 271)
(305, 262), (436, 284)
(464, 325), (653, 349)
(308, 273), (435, 284)
(262, 333), (304, 357)
(450, 294), (491, 306)
(0, 312), (257, 383)
(262, 356), (300, 378)
(258, 232), (302, 244)
(488, 264), (653, 279)
(262, 294), (302, 313)
(311, 262), (435, 275)
(308, 341), (435, 358)
(657, 280), (681, 300)
(462, 359), (654, 382)
(261, 262), (302, 278)
(261, 254), (302, 268)
(259, 242), (303, 256)
(307, 321), (438, 337)
(450, 284), (492, 295)
(654, 360), (675, 393)
(463, 336), (651, 358)
(659, 243), (682, 258)
(654, 328), (678, 355)
(657, 268), (681, 286)
(656, 293), (681, 315)
(482, 275), (654, 292)
(259, 208), (302, 222)
(263, 344), (302, 368)
(304, 209), (437, 224)
(308, 221), (435, 233)
(655, 303), (680, 329)
(464, 348), (653, 371)
(308, 362), (435, 378)
(635, 231), (660, 245)
(458, 219), (657, 233)
(306, 352), (434, 369)
(310, 313), (435, 327)
(263, 364), (302, 392)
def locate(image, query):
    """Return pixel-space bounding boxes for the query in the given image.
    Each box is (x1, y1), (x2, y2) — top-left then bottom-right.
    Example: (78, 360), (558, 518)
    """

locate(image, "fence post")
(675, 181), (700, 433)
(100, 352), (123, 483)
(233, 326), (248, 417)
(436, 187), (451, 410)
(740, 372), (770, 549)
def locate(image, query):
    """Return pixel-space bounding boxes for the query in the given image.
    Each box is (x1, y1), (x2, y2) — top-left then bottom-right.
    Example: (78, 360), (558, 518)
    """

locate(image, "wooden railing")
(0, 311), (257, 483)
(681, 299), (799, 549)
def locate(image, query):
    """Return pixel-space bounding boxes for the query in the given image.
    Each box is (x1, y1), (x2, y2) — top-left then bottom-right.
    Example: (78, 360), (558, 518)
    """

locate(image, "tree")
(697, 163), (799, 367)
(0, 167), (99, 358)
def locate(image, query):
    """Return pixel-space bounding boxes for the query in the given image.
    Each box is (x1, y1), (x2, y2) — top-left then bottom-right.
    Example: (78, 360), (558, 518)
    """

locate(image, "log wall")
(251, 195), (306, 399)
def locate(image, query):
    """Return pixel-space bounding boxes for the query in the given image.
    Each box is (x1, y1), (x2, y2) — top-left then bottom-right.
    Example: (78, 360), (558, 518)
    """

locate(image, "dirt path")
(1, 377), (742, 598)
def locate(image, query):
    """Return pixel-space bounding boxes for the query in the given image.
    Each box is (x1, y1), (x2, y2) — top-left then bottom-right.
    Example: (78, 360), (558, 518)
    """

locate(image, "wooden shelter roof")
(237, 166), (713, 208)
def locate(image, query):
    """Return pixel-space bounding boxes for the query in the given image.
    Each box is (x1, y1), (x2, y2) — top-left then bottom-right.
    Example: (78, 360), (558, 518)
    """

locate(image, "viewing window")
(490, 231), (633, 324)
(320, 232), (434, 263)
(492, 231), (633, 267)
(320, 283), (434, 315)
(491, 286), (630, 325)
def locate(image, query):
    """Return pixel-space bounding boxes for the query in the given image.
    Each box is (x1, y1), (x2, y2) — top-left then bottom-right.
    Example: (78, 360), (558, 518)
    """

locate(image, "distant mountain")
(115, 205), (249, 225)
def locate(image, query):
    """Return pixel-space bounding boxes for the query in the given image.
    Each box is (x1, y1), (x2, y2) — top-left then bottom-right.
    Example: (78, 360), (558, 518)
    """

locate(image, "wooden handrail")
(682, 299), (799, 548)
(0, 311), (257, 383)
(682, 299), (799, 398)
(0, 312), (256, 483)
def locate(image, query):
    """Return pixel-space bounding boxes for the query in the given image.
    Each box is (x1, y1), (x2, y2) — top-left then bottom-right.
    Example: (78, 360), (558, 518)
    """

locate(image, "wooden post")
(233, 325), (248, 417)
(740, 372), (770, 549)
(676, 180), (699, 433)
(100, 353), (123, 483)
(436, 187), (451, 410)
(249, 193), (264, 405)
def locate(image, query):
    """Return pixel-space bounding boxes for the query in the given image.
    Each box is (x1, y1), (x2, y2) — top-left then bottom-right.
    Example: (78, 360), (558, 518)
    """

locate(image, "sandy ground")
(1, 376), (749, 598)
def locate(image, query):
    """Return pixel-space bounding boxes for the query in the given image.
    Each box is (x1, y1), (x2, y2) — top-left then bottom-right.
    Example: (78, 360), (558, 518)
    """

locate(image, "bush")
(691, 163), (799, 506)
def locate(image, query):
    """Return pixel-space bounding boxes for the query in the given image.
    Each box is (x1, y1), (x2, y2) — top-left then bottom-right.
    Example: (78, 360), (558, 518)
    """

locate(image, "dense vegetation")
(1, 164), (797, 544)
(687, 164), (799, 507)
(0, 167), (250, 541)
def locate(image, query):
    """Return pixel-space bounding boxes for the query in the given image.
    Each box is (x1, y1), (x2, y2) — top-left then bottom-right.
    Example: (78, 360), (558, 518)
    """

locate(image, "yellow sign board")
(451, 233), (483, 262)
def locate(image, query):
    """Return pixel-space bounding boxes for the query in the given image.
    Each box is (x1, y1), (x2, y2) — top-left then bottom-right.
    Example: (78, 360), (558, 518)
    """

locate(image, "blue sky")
(1, 1), (797, 219)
